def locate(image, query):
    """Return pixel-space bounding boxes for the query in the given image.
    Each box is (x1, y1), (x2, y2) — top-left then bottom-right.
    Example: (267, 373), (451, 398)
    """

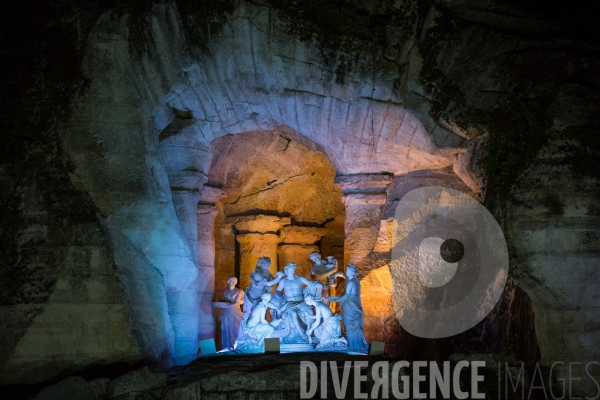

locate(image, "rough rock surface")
(0, 0), (598, 394)
(494, 85), (600, 396)
(33, 377), (96, 400)
(209, 130), (345, 294)
(29, 352), (556, 400)
(107, 367), (168, 398)
(208, 129), (344, 224)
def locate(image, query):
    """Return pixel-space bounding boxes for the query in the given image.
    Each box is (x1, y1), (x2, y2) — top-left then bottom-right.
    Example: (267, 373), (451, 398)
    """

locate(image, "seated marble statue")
(243, 257), (284, 316)
(304, 295), (348, 348)
(242, 292), (282, 345)
(324, 264), (368, 352)
(276, 262), (322, 341)
(212, 277), (244, 350)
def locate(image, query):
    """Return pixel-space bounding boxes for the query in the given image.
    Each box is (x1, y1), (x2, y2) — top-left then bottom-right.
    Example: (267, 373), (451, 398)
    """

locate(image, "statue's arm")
(217, 289), (245, 308)
(276, 279), (285, 293)
(265, 272), (285, 287)
(336, 279), (358, 302)
(299, 276), (313, 286)
(307, 309), (322, 334)
(324, 292), (349, 303)
(325, 282), (353, 303)
(213, 301), (232, 308)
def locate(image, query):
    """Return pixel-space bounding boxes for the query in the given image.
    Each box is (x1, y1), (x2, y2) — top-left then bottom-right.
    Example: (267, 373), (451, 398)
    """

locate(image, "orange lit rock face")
(320, 213), (345, 270)
(347, 167), (476, 358)
(208, 130), (345, 295)
(235, 233), (280, 289)
(278, 244), (319, 279)
(361, 265), (394, 341)
(208, 129), (344, 223)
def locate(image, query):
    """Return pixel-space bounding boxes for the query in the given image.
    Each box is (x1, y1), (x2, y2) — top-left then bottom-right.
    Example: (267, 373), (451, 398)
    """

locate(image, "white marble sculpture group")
(213, 252), (368, 353)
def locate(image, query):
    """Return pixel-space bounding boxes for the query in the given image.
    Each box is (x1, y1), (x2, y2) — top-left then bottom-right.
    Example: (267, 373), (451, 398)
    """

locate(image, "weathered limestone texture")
(2, 0), (598, 391)
(235, 232), (280, 289)
(0, 176), (140, 384)
(278, 244), (320, 278)
(196, 205), (219, 341)
(209, 130), (345, 293)
(335, 174), (393, 268)
(341, 168), (476, 356)
(31, 352), (554, 400)
(279, 226), (328, 277)
(497, 84), (600, 396)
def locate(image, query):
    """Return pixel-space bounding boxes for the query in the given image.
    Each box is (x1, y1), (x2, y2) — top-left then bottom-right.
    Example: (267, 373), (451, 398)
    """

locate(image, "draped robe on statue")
(314, 314), (344, 347)
(340, 293), (367, 352)
(218, 288), (244, 349)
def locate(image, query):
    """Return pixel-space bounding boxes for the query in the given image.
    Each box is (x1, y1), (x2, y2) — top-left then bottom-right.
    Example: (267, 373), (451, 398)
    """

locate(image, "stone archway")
(62, 3), (512, 366)
(205, 129), (344, 290)
(197, 128), (345, 349)
(143, 1), (473, 366)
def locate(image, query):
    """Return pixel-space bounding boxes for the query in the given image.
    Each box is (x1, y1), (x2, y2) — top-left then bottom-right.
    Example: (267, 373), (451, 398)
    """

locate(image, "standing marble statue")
(212, 277), (244, 350)
(305, 295), (347, 348)
(325, 264), (368, 352)
(243, 257), (284, 316)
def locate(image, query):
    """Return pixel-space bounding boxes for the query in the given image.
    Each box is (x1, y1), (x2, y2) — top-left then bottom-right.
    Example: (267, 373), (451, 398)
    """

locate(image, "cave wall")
(497, 84), (600, 395)
(206, 128), (344, 292)
(68, 0), (469, 376)
(0, 165), (140, 385)
(0, 0), (598, 394)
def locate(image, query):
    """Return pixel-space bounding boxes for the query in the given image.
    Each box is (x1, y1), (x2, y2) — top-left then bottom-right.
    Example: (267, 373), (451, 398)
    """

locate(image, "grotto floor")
(5, 352), (548, 399)
(4, 353), (378, 400)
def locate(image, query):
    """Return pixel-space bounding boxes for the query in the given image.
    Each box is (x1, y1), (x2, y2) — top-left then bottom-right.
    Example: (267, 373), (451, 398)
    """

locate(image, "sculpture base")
(280, 343), (315, 353)
(231, 340), (358, 355)
(315, 345), (354, 353)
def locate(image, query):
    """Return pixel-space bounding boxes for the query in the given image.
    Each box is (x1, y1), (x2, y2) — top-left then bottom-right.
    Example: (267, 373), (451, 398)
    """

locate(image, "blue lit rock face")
(53, 2), (472, 376)
(1, 1), (599, 396)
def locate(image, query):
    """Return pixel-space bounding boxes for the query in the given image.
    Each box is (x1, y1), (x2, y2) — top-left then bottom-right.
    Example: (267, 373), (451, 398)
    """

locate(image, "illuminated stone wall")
(1, 2), (598, 394)
(206, 129), (344, 296)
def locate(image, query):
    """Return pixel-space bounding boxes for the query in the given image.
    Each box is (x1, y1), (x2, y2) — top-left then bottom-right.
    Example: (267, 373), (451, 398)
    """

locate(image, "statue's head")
(260, 292), (272, 302)
(257, 257), (271, 270)
(304, 294), (318, 306)
(346, 264), (357, 278)
(284, 262), (297, 276)
(227, 277), (238, 287)
(309, 252), (321, 263)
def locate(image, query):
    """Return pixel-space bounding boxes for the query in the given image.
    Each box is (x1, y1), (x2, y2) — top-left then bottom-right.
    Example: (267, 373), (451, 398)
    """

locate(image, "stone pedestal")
(235, 233), (281, 289)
